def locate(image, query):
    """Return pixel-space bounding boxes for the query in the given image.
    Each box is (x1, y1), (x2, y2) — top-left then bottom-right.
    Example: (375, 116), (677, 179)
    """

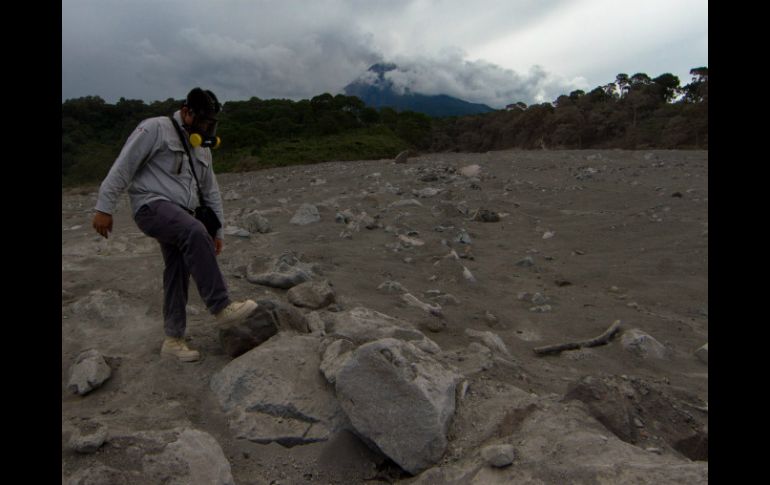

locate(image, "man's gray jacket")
(94, 110), (224, 239)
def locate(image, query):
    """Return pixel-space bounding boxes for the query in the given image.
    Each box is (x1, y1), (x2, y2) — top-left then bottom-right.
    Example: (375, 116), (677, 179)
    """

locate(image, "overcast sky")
(62, 0), (707, 109)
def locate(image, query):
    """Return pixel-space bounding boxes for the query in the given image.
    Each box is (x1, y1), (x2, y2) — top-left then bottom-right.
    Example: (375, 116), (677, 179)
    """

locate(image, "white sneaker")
(215, 299), (258, 325)
(161, 337), (200, 362)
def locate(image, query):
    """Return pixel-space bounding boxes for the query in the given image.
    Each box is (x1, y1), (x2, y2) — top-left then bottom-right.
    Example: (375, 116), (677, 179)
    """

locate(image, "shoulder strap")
(169, 116), (206, 205)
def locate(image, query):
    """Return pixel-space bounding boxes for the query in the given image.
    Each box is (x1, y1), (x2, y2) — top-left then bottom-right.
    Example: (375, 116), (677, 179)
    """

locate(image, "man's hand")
(214, 238), (223, 255)
(92, 211), (113, 238)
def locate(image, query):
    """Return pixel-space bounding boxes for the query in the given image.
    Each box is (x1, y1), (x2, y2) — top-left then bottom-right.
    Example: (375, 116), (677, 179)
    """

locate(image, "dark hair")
(184, 87), (221, 117)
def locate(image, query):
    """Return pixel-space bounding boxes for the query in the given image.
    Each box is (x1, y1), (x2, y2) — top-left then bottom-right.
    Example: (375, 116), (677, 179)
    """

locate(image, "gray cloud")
(62, 0), (705, 108)
(381, 51), (585, 107)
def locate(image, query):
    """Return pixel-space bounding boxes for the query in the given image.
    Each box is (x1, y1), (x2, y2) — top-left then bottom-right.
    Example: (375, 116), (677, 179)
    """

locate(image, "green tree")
(651, 73), (681, 103)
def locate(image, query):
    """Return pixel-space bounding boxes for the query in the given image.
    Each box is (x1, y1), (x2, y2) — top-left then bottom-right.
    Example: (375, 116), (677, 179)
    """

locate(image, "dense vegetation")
(62, 67), (707, 186)
(430, 68), (708, 152)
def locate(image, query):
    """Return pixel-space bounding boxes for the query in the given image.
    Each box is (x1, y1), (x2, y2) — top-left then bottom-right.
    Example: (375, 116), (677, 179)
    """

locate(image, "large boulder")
(210, 334), (345, 447)
(334, 338), (461, 474)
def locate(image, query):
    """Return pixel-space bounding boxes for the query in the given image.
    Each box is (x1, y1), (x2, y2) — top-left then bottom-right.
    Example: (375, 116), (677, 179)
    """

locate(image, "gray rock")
(322, 307), (439, 353)
(529, 304), (552, 313)
(621, 329), (666, 359)
(459, 164), (481, 178)
(472, 209), (500, 222)
(346, 211), (378, 231)
(481, 444), (515, 467)
(139, 428), (235, 485)
(335, 338), (461, 474)
(66, 465), (131, 485)
(515, 256), (535, 267)
(305, 311), (328, 334)
(247, 253), (314, 289)
(243, 210), (271, 234)
(465, 329), (511, 357)
(223, 190), (240, 201)
(455, 229), (472, 244)
(218, 304), (279, 358)
(394, 150), (410, 164)
(258, 299), (310, 333)
(80, 427), (233, 485)
(287, 280), (336, 309)
(67, 349), (112, 395)
(320, 339), (355, 384)
(211, 334), (344, 447)
(290, 203), (321, 225)
(335, 210), (353, 223)
(413, 187), (442, 198)
(68, 425), (108, 453)
(389, 198), (423, 208)
(223, 226), (250, 237)
(377, 280), (408, 293)
(69, 289), (133, 322)
(439, 342), (494, 376)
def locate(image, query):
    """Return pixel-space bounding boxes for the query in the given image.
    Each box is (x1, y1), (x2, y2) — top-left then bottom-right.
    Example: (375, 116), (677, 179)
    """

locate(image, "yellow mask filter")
(189, 133), (221, 149)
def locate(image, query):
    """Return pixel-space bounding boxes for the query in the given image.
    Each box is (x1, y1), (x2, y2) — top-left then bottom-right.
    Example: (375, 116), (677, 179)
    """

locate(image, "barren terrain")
(62, 149), (708, 484)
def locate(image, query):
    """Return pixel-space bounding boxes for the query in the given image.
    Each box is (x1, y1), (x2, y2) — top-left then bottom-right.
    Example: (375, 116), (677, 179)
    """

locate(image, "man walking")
(92, 87), (256, 362)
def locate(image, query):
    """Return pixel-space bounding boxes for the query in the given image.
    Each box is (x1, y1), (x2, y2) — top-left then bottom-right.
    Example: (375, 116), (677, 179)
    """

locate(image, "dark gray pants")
(134, 200), (231, 338)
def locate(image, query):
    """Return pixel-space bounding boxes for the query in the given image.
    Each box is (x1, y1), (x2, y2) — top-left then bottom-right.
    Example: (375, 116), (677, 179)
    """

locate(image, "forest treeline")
(62, 67), (707, 186)
(430, 68), (708, 152)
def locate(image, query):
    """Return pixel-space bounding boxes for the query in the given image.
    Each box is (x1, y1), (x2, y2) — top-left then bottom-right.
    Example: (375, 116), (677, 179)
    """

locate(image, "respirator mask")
(183, 88), (222, 149)
(189, 115), (220, 149)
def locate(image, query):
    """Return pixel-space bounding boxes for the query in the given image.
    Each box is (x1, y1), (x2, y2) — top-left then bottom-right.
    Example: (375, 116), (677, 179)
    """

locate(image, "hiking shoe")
(161, 337), (200, 362)
(215, 299), (258, 325)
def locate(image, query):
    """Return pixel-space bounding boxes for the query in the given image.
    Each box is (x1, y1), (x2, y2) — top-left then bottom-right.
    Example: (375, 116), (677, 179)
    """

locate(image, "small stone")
(481, 444), (515, 467)
(455, 230), (472, 245)
(472, 209), (500, 222)
(554, 279), (572, 287)
(459, 164), (482, 178)
(515, 256), (534, 267)
(69, 426), (108, 453)
(542, 231), (555, 239)
(223, 190), (241, 201)
(529, 304), (552, 313)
